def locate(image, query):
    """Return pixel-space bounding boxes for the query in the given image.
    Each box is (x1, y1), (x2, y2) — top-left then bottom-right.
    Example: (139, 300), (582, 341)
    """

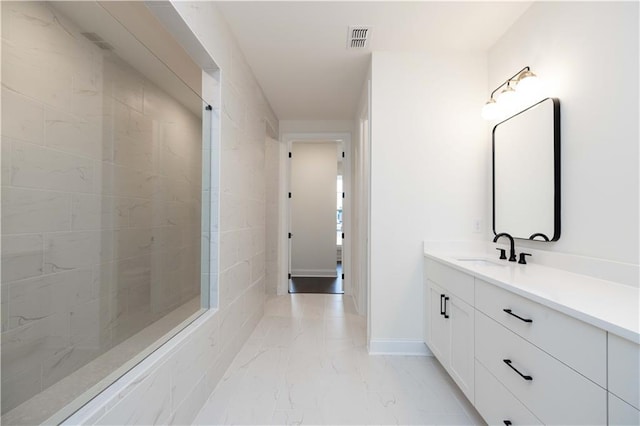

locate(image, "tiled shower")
(1, 1), (208, 423)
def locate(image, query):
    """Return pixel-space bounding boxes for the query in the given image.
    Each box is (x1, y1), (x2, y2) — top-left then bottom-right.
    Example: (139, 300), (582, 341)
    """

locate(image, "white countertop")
(424, 248), (640, 344)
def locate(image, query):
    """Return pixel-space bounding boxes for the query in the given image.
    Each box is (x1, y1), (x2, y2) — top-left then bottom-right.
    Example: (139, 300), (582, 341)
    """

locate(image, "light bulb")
(498, 84), (516, 106)
(481, 99), (499, 121)
(516, 70), (541, 97)
(497, 85), (517, 119)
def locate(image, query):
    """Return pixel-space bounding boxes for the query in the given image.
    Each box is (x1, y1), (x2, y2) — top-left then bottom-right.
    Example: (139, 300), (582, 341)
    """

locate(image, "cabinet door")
(608, 334), (640, 410)
(428, 280), (449, 363)
(448, 295), (475, 403)
(423, 269), (429, 344)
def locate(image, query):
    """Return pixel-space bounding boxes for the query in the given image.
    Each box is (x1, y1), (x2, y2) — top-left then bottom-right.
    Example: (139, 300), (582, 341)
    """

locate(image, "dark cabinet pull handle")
(440, 294), (445, 316)
(503, 359), (532, 381)
(444, 296), (450, 319)
(504, 421), (512, 426)
(503, 309), (533, 323)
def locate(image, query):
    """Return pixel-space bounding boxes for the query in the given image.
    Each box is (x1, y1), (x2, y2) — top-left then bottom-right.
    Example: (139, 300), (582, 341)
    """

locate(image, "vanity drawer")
(608, 333), (640, 409)
(424, 259), (474, 305)
(475, 278), (606, 387)
(475, 311), (606, 425)
(475, 359), (542, 426)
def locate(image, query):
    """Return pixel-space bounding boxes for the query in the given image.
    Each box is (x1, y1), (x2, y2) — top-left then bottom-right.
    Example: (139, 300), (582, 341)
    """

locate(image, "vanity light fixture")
(482, 66), (541, 121)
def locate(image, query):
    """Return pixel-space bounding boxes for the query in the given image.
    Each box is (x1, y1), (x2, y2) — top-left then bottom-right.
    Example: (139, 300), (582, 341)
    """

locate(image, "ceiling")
(217, 1), (533, 121)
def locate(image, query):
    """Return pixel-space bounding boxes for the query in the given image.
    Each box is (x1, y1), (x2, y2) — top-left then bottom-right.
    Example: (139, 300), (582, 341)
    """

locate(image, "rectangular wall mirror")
(493, 97), (561, 241)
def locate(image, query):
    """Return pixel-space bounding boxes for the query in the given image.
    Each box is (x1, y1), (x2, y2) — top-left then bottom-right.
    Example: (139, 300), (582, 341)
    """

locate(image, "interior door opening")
(288, 140), (344, 294)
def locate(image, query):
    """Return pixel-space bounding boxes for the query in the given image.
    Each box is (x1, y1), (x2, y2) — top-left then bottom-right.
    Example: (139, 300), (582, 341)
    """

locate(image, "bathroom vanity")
(423, 248), (639, 425)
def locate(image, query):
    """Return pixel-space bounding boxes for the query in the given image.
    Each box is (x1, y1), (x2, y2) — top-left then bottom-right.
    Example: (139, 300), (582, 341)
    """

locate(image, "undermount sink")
(455, 258), (507, 267)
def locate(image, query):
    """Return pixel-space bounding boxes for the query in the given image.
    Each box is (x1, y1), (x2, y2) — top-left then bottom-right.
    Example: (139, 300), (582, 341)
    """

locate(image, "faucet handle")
(496, 248), (507, 260)
(518, 253), (532, 264)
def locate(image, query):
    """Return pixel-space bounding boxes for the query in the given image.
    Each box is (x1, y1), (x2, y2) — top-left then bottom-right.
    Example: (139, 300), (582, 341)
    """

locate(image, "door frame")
(278, 132), (352, 296)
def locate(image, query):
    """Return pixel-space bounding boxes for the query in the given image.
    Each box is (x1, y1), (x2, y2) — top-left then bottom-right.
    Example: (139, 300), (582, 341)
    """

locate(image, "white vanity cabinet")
(423, 254), (639, 426)
(475, 278), (607, 387)
(475, 309), (606, 425)
(475, 277), (607, 424)
(424, 259), (475, 403)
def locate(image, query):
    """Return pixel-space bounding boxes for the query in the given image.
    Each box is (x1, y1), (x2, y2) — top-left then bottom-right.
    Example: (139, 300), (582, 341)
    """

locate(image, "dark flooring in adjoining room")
(289, 263), (344, 294)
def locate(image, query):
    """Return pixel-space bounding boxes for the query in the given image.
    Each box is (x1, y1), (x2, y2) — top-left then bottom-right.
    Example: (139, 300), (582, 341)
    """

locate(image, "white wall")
(291, 142), (338, 276)
(264, 136), (280, 294)
(369, 51), (488, 352)
(351, 69), (371, 318)
(65, 2), (279, 424)
(367, 1), (639, 352)
(488, 1), (639, 268)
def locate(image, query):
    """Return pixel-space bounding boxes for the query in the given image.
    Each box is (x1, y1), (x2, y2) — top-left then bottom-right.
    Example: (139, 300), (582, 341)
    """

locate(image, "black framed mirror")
(493, 97), (561, 241)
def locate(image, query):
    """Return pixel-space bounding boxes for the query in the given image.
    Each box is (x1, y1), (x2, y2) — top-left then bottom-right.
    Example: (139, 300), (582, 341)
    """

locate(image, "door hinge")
(288, 232), (292, 239)
(288, 192), (292, 198)
(342, 192), (345, 199)
(342, 273), (345, 279)
(342, 151), (345, 158)
(288, 152), (292, 158)
(288, 273), (292, 279)
(341, 233), (345, 239)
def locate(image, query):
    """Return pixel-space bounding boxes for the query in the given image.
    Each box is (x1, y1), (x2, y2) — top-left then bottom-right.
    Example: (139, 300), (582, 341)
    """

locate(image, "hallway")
(193, 295), (482, 425)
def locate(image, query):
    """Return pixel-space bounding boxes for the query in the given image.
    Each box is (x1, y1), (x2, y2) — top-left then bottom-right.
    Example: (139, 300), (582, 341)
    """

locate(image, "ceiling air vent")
(347, 26), (371, 49)
(81, 32), (114, 51)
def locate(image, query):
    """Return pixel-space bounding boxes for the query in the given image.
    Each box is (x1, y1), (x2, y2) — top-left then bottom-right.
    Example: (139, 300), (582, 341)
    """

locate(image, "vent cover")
(81, 32), (114, 51)
(347, 26), (371, 49)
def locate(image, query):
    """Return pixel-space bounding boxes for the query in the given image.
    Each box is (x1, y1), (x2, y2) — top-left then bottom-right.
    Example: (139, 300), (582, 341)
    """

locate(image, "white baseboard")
(291, 268), (337, 278)
(368, 339), (433, 356)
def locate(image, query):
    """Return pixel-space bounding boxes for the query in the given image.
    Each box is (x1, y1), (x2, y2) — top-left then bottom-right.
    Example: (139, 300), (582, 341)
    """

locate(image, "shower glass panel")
(1, 1), (210, 424)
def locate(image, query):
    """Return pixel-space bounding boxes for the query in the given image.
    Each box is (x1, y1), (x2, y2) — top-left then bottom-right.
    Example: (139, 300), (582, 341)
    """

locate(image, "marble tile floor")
(193, 294), (484, 425)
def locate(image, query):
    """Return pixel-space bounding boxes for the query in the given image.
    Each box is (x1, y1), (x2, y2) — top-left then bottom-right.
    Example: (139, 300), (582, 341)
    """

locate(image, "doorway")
(280, 134), (350, 295)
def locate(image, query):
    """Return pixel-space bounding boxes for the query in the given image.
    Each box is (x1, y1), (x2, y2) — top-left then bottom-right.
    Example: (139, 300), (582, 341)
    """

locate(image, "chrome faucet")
(493, 233), (517, 262)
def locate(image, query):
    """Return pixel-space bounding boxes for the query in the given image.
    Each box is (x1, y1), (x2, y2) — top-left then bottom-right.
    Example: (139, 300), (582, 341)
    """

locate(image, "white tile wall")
(11, 140), (95, 192)
(1, 234), (44, 282)
(1, 88), (45, 144)
(1, 187), (72, 234)
(265, 137), (280, 296)
(1, 1), (205, 422)
(60, 0), (279, 424)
